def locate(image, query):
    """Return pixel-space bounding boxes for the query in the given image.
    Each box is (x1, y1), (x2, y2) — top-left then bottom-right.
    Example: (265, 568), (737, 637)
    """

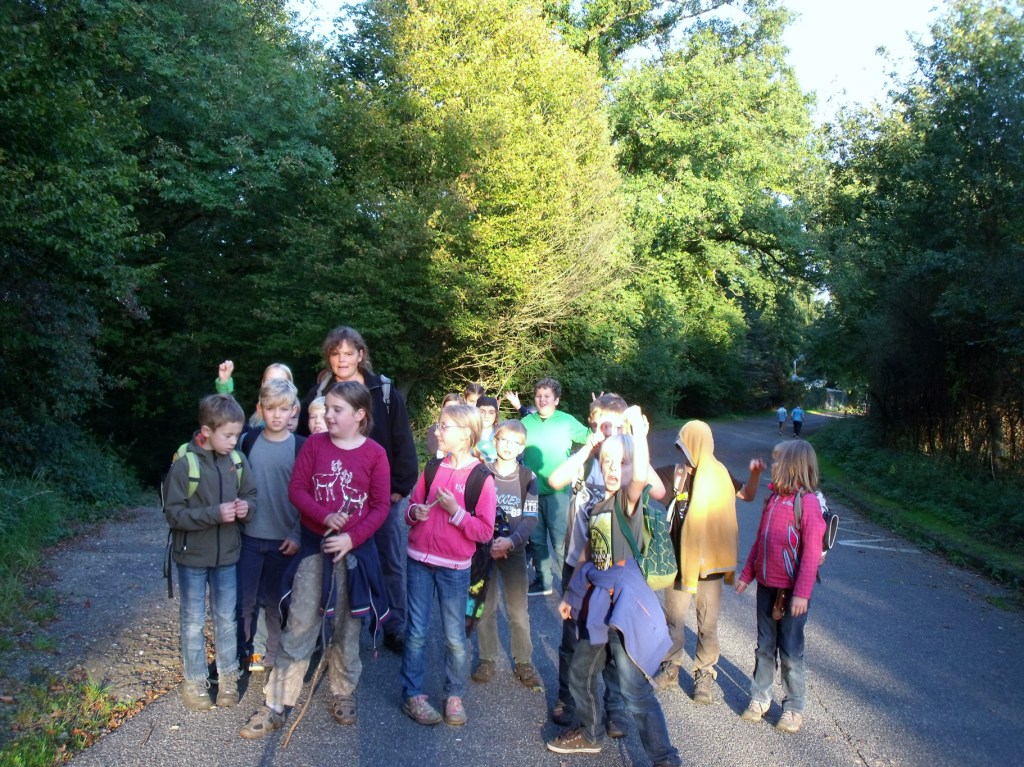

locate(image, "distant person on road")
(507, 378), (591, 597)
(296, 326), (418, 655)
(546, 410), (681, 766)
(791, 405), (804, 437)
(239, 381), (390, 738)
(736, 440), (825, 735)
(651, 420), (764, 707)
(776, 405), (787, 436)
(163, 394), (256, 712)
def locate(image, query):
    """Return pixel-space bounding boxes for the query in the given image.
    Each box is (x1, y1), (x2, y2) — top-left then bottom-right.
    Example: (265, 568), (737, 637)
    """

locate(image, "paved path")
(70, 413), (1024, 766)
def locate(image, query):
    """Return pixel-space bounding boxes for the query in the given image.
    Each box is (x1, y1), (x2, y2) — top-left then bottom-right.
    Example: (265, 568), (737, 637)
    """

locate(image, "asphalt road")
(70, 413), (1024, 767)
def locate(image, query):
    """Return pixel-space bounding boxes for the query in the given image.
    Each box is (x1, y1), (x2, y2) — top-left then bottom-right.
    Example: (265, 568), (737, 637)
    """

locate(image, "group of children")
(164, 364), (827, 756)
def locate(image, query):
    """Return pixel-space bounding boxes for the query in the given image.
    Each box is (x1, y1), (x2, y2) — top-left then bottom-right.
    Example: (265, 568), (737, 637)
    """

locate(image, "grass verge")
(811, 417), (1024, 604)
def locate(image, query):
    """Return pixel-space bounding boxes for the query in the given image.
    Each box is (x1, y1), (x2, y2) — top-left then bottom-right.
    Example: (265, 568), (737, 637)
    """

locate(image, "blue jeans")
(558, 563), (624, 720)
(530, 492), (570, 590)
(236, 534), (291, 667)
(375, 498), (409, 637)
(750, 583), (809, 713)
(177, 563), (238, 682)
(569, 627), (680, 766)
(400, 558), (470, 700)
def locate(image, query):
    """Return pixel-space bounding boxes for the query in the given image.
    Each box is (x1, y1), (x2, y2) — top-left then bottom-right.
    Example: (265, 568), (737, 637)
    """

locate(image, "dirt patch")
(3, 506), (182, 704)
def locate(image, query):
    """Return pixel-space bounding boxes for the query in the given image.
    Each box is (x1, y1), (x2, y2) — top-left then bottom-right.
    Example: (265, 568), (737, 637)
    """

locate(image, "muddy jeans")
(263, 552), (362, 708)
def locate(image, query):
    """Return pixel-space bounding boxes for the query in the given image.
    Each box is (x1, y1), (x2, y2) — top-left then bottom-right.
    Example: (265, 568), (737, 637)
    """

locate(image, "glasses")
(496, 437), (524, 447)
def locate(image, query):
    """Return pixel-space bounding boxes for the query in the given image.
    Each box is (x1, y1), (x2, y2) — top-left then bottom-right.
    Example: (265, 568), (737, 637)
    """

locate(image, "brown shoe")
(693, 670), (714, 704)
(652, 662), (680, 691)
(181, 679), (214, 711)
(514, 662), (543, 691)
(330, 694), (357, 726)
(239, 705), (285, 739)
(471, 659), (496, 683)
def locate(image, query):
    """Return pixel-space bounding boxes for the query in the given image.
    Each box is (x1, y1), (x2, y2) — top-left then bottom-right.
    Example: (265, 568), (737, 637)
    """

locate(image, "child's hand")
(409, 504), (431, 522)
(503, 391), (521, 411)
(623, 405), (648, 437)
(234, 499), (249, 520)
(749, 458), (766, 473)
(436, 486), (458, 516)
(557, 601), (573, 620)
(324, 511), (349, 531)
(322, 532), (353, 563)
(790, 596), (808, 616)
(279, 538), (299, 556)
(218, 360), (234, 384)
(490, 537), (512, 559)
(219, 502), (237, 523)
(735, 579), (749, 594)
(585, 429), (606, 454)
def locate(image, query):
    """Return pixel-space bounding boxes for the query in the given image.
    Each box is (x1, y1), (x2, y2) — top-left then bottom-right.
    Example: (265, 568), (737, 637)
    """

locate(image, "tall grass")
(812, 417), (1024, 591)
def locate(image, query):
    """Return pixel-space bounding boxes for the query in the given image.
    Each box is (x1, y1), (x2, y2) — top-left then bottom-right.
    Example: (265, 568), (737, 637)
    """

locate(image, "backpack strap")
(517, 465), (531, 512)
(794, 489), (804, 531)
(183, 451), (201, 499)
(380, 374), (392, 416)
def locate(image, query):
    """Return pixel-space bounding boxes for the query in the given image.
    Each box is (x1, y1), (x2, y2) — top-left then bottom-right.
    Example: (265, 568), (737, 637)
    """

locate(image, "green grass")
(0, 671), (141, 765)
(811, 418), (1024, 603)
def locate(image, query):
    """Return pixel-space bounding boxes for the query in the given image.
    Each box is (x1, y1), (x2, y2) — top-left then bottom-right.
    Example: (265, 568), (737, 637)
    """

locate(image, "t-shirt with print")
(588, 490), (643, 571)
(487, 462), (539, 551)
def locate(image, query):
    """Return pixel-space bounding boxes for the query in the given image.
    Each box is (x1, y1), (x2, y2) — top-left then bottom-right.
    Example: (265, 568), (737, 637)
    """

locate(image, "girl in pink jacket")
(736, 440), (825, 734)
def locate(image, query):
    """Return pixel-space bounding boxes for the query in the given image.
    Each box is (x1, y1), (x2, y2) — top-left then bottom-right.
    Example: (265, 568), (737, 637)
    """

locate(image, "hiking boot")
(402, 695), (442, 726)
(551, 699), (574, 726)
(383, 632), (405, 655)
(215, 672), (240, 708)
(740, 699), (769, 723)
(444, 696), (467, 726)
(239, 705), (285, 739)
(652, 662), (680, 691)
(605, 715), (628, 739)
(246, 653), (265, 673)
(693, 670), (714, 705)
(471, 659), (496, 683)
(514, 662), (543, 691)
(181, 679), (214, 711)
(330, 694), (357, 726)
(776, 710), (803, 733)
(546, 728), (602, 754)
(527, 580), (553, 596)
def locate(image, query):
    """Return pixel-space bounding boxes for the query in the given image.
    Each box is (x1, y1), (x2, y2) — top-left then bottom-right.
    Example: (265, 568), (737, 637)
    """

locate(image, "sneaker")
(247, 653), (265, 673)
(546, 728), (602, 754)
(740, 699), (769, 723)
(402, 695), (442, 726)
(471, 659), (496, 683)
(513, 662), (542, 691)
(215, 672), (240, 708)
(652, 662), (680, 691)
(551, 699), (574, 726)
(444, 696), (467, 726)
(776, 710), (803, 733)
(239, 705), (285, 739)
(693, 670), (714, 705)
(181, 679), (214, 711)
(527, 581), (553, 596)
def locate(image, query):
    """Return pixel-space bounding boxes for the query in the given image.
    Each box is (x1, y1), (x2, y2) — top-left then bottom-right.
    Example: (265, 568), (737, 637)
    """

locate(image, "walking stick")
(282, 553), (338, 749)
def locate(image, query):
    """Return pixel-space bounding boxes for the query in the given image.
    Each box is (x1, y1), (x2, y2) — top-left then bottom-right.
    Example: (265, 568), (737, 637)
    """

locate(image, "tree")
(822, 0), (1024, 467)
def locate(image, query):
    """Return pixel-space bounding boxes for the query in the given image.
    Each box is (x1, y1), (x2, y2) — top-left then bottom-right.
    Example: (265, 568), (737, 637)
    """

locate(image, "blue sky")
(289, 0), (946, 122)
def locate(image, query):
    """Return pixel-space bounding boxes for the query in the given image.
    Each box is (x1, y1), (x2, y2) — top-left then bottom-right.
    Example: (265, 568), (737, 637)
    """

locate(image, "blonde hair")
(599, 433), (634, 465)
(494, 419), (526, 441)
(771, 440), (819, 496)
(308, 396), (326, 416)
(262, 362), (293, 384)
(259, 378), (298, 410)
(442, 403), (483, 457)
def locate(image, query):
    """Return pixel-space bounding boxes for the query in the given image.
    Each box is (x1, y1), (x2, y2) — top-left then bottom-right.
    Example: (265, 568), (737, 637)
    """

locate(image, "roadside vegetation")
(812, 417), (1024, 601)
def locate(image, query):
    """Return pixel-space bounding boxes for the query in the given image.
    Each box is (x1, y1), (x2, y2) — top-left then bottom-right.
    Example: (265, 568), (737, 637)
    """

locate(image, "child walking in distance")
(548, 408), (681, 767)
(471, 419), (541, 689)
(235, 378), (305, 674)
(736, 440), (825, 734)
(240, 381), (391, 737)
(163, 395), (256, 711)
(401, 403), (497, 727)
